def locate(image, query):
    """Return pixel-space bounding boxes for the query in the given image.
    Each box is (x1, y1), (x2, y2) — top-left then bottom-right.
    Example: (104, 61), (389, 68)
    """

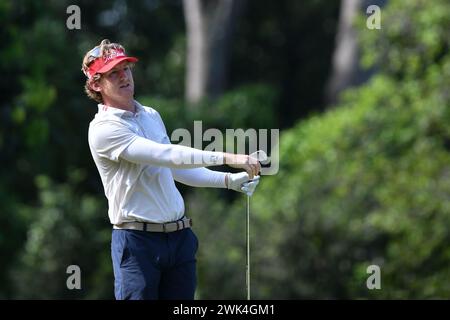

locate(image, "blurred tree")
(229, 0), (340, 127)
(183, 0), (245, 105)
(325, 0), (387, 104)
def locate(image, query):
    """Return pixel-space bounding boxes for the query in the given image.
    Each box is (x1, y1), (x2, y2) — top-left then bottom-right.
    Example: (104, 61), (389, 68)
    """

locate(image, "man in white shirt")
(82, 39), (261, 300)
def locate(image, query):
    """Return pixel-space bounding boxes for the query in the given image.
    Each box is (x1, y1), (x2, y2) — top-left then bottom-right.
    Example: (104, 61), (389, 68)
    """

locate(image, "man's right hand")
(227, 172), (261, 196)
(224, 153), (261, 179)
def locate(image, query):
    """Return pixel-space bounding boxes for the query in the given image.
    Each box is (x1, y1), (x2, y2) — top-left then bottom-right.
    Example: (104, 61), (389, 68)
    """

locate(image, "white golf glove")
(227, 172), (261, 196)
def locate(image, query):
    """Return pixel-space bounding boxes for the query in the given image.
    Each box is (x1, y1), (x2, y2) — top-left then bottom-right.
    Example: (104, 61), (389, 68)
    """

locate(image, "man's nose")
(119, 69), (128, 80)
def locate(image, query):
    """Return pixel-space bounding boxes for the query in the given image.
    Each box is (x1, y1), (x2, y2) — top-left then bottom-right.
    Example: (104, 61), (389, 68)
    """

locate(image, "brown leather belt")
(113, 217), (192, 233)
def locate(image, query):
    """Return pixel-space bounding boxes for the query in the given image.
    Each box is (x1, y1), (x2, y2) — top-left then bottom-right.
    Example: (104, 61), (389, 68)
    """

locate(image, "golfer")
(82, 39), (261, 300)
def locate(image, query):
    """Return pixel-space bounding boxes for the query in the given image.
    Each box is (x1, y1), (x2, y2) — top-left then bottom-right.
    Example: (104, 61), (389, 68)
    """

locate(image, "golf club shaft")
(246, 195), (250, 300)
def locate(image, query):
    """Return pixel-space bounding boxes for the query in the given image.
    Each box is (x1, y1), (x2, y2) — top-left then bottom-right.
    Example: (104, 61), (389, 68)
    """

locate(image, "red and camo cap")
(83, 46), (138, 79)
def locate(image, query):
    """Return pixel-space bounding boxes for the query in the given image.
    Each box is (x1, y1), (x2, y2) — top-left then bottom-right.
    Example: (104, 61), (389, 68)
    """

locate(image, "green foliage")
(183, 189), (249, 299)
(245, 0), (450, 298)
(249, 75), (449, 298)
(139, 83), (279, 139)
(0, 183), (29, 299)
(11, 171), (112, 299)
(188, 0), (450, 299)
(206, 84), (279, 130)
(139, 34), (186, 98)
(358, 0), (450, 80)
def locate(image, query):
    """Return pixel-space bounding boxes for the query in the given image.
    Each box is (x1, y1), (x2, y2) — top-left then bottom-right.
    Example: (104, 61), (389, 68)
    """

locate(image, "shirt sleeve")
(171, 167), (227, 188)
(153, 109), (228, 181)
(89, 121), (138, 162)
(118, 108), (225, 168)
(120, 136), (224, 168)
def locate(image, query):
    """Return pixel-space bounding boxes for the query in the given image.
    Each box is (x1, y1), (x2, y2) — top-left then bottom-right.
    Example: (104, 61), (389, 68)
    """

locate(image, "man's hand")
(227, 172), (261, 196)
(241, 176), (260, 196)
(224, 153), (261, 179)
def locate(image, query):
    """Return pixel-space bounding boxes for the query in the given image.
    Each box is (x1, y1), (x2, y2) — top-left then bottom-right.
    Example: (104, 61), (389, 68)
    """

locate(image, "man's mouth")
(120, 84), (130, 88)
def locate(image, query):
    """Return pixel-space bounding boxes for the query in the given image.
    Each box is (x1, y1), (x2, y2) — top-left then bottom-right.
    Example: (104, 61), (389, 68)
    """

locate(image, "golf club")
(245, 150), (268, 300)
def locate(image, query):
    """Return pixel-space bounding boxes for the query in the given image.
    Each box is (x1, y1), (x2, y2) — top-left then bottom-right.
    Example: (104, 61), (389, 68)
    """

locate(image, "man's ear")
(90, 79), (102, 92)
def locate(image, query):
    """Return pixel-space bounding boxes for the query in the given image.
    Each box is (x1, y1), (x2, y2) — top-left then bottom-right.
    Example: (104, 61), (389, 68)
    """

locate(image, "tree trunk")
(183, 0), (244, 105)
(325, 0), (386, 105)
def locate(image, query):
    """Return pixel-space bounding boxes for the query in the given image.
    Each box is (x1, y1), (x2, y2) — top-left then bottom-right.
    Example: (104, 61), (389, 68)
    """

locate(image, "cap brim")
(97, 56), (138, 74)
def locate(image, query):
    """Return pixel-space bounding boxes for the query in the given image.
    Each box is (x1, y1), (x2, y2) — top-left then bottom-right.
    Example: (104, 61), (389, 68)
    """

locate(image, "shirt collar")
(97, 100), (144, 118)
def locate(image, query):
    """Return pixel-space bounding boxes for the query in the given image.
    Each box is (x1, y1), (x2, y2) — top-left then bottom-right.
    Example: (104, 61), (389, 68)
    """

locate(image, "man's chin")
(119, 87), (134, 97)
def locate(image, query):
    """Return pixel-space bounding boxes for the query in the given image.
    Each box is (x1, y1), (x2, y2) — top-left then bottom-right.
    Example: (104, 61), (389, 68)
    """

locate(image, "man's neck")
(102, 98), (135, 113)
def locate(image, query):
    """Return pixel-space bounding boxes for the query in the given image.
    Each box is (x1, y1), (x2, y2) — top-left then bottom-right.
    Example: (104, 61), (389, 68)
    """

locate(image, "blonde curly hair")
(81, 39), (128, 103)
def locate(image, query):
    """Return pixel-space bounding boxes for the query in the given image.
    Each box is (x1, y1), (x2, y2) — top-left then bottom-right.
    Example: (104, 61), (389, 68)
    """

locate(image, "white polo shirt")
(88, 101), (225, 225)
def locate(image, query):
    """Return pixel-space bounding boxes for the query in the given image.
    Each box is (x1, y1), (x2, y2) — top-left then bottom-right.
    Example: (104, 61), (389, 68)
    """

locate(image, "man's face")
(94, 61), (135, 103)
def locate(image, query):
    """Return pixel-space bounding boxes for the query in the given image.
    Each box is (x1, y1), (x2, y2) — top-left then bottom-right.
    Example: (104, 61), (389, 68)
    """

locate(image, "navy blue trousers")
(111, 227), (198, 300)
